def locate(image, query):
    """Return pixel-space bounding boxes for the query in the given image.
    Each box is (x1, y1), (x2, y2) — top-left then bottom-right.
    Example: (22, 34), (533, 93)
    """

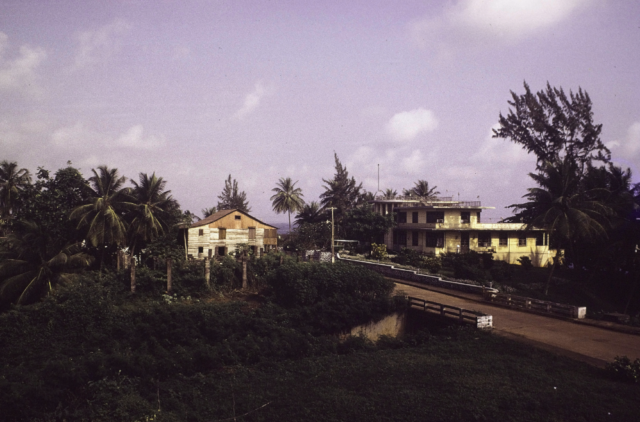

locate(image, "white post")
(331, 207), (335, 264)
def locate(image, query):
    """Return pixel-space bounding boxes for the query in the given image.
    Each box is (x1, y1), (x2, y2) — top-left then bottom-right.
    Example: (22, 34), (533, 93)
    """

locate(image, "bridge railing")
(408, 296), (492, 329)
(482, 291), (586, 319)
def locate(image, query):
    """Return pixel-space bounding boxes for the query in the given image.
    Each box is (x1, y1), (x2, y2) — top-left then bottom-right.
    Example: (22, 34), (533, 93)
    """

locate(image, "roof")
(189, 209), (277, 229)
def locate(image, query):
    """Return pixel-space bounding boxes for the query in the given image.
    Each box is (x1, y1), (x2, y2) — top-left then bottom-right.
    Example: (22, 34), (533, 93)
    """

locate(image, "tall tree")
(128, 172), (177, 256)
(0, 220), (93, 307)
(217, 175), (251, 212)
(493, 81), (610, 173)
(343, 205), (395, 244)
(201, 206), (217, 218)
(295, 201), (324, 226)
(0, 161), (31, 220)
(506, 158), (614, 294)
(320, 153), (362, 222)
(382, 188), (397, 199)
(405, 180), (440, 198)
(271, 177), (305, 233)
(69, 166), (133, 271)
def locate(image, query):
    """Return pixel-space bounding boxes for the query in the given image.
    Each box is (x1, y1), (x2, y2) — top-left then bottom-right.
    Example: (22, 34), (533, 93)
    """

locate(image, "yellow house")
(188, 209), (277, 258)
(371, 196), (554, 267)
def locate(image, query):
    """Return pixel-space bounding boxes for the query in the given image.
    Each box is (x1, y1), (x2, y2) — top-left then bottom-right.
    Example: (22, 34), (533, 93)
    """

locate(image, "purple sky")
(1, 0), (639, 224)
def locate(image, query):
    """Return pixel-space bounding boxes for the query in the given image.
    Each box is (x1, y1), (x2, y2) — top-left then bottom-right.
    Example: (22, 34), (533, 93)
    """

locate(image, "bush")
(422, 256), (442, 273)
(392, 247), (423, 267)
(607, 356), (640, 383)
(517, 256), (533, 270)
(370, 243), (388, 261)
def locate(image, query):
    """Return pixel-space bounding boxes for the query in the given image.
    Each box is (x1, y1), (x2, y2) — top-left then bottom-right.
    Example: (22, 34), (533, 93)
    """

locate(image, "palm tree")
(408, 180), (439, 199)
(0, 161), (31, 219)
(508, 158), (613, 295)
(0, 220), (93, 307)
(271, 177), (305, 233)
(128, 172), (176, 256)
(383, 188), (397, 199)
(69, 166), (133, 272)
(201, 206), (217, 218)
(295, 201), (324, 226)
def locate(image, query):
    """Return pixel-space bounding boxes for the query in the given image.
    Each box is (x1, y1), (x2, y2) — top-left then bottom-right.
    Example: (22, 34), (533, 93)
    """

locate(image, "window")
(264, 229), (277, 238)
(218, 247), (226, 256)
(536, 232), (548, 246)
(460, 232), (469, 246)
(426, 211), (444, 223)
(461, 212), (470, 224)
(397, 212), (407, 223)
(518, 233), (527, 247)
(412, 231), (419, 246)
(499, 232), (508, 246)
(248, 227), (256, 240)
(476, 212), (481, 223)
(412, 212), (419, 223)
(198, 247), (203, 253)
(393, 230), (407, 246)
(235, 215), (241, 220)
(478, 232), (491, 247)
(426, 232), (444, 248)
(219, 228), (226, 240)
(198, 229), (204, 236)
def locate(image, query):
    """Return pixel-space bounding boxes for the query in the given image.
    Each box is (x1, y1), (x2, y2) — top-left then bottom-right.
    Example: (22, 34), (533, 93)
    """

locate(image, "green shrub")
(370, 243), (388, 261)
(517, 256), (534, 270)
(607, 356), (640, 383)
(422, 256), (442, 273)
(392, 247), (423, 267)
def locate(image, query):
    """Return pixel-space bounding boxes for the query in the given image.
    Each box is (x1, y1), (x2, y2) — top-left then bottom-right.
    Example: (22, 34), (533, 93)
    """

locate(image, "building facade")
(188, 209), (277, 258)
(371, 196), (553, 267)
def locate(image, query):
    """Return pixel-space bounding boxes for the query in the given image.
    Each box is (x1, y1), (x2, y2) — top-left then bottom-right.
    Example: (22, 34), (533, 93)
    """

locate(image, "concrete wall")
(341, 312), (406, 341)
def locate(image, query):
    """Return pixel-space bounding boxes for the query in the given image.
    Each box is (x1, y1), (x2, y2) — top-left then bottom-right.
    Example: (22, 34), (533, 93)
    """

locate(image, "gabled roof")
(189, 209), (277, 229)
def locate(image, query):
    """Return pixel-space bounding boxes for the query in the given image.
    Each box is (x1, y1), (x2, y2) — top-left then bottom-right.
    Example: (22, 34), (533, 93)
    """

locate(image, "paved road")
(394, 282), (640, 366)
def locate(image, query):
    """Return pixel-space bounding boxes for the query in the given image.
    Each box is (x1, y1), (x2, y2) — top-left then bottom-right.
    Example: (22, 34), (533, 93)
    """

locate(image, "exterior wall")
(187, 210), (277, 258)
(375, 202), (553, 268)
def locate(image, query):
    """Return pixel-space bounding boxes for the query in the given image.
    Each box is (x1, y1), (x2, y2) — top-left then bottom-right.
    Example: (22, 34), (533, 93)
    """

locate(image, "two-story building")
(187, 209), (278, 259)
(370, 196), (553, 267)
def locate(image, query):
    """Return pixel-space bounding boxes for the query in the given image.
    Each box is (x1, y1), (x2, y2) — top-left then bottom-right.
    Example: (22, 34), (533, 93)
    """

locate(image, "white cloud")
(0, 32), (46, 97)
(411, 0), (590, 49)
(386, 108), (438, 142)
(233, 82), (273, 119)
(115, 124), (165, 150)
(402, 149), (426, 174)
(72, 18), (131, 71)
(472, 124), (533, 163)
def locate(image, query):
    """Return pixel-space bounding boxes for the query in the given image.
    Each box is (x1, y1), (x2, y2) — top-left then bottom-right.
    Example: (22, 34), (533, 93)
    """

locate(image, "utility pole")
(330, 207), (336, 263)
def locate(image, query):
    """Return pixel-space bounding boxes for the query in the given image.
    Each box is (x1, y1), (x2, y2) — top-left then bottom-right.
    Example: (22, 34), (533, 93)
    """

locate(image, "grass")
(123, 326), (640, 422)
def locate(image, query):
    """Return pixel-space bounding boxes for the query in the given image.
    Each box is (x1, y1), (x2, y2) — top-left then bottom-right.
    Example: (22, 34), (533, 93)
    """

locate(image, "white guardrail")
(408, 296), (493, 329)
(483, 291), (586, 319)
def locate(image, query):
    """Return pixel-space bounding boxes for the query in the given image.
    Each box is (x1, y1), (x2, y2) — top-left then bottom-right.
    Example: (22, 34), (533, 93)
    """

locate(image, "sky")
(1, 0), (639, 224)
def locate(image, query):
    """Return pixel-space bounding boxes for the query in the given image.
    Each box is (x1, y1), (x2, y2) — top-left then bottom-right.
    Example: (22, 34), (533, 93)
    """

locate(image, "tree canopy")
(217, 174), (251, 212)
(0, 161), (31, 220)
(319, 153), (362, 220)
(493, 81), (610, 172)
(271, 177), (305, 233)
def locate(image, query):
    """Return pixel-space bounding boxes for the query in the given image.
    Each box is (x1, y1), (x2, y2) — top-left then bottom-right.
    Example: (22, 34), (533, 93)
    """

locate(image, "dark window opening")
(476, 212), (481, 223)
(536, 232), (548, 246)
(519, 233), (527, 246)
(427, 211), (445, 223)
(218, 247), (226, 256)
(198, 247), (203, 253)
(461, 232), (469, 246)
(478, 232), (491, 247)
(461, 212), (470, 224)
(397, 212), (407, 223)
(412, 231), (419, 246)
(198, 229), (204, 236)
(393, 230), (407, 246)
(412, 212), (419, 223)
(499, 232), (508, 246)
(235, 215), (241, 220)
(426, 232), (444, 248)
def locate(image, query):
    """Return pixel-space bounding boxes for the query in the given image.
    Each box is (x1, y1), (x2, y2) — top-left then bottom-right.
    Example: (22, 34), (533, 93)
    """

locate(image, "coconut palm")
(271, 177), (305, 233)
(408, 180), (439, 199)
(295, 201), (324, 226)
(69, 166), (133, 272)
(0, 161), (32, 219)
(0, 220), (93, 307)
(382, 188), (397, 199)
(128, 172), (176, 256)
(201, 206), (217, 218)
(508, 158), (613, 294)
